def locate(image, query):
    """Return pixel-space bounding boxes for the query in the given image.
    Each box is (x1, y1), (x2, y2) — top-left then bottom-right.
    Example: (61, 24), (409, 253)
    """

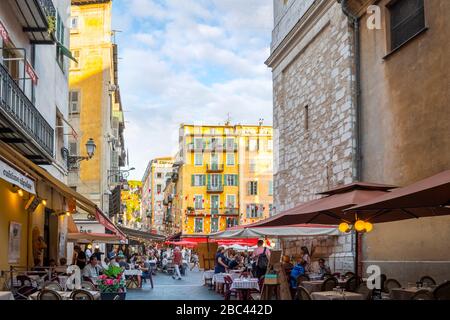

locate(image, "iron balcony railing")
(207, 184), (223, 192)
(224, 208), (239, 215)
(187, 142), (238, 152)
(206, 164), (224, 172)
(0, 62), (54, 158)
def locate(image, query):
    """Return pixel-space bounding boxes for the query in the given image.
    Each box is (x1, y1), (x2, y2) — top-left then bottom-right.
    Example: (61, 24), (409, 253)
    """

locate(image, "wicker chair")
(43, 281), (63, 291)
(321, 277), (338, 291)
(433, 280), (450, 300)
(345, 276), (360, 292)
(344, 271), (355, 278)
(419, 276), (436, 286)
(296, 274), (310, 286)
(81, 281), (96, 291)
(411, 289), (434, 300)
(70, 289), (95, 300)
(295, 286), (312, 300)
(37, 289), (62, 300)
(383, 279), (402, 293)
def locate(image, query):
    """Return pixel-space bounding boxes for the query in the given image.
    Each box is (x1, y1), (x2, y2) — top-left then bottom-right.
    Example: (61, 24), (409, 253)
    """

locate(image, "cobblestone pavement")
(126, 268), (223, 300)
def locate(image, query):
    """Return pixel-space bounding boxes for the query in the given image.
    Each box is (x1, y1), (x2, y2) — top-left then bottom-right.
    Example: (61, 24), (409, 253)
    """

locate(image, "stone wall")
(282, 234), (355, 274)
(272, 1), (356, 213)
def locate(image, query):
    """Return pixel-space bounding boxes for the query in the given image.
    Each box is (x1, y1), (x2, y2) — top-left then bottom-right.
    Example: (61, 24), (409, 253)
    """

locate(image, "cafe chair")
(37, 289), (62, 300)
(433, 280), (450, 300)
(419, 275), (436, 286)
(70, 289), (95, 300)
(223, 275), (236, 300)
(355, 284), (372, 300)
(411, 289), (434, 300)
(83, 276), (95, 285)
(81, 281), (96, 291)
(345, 276), (361, 292)
(295, 286), (312, 300)
(321, 277), (338, 291)
(344, 271), (355, 278)
(15, 275), (37, 300)
(296, 274), (310, 286)
(43, 281), (63, 291)
(383, 279), (402, 293)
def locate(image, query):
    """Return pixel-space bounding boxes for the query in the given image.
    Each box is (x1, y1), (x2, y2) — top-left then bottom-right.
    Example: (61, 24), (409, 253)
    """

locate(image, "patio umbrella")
(249, 182), (396, 227)
(345, 170), (450, 222)
(209, 224), (340, 238)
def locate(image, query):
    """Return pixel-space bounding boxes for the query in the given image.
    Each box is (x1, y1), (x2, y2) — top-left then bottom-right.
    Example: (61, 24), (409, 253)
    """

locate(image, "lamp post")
(68, 138), (96, 169)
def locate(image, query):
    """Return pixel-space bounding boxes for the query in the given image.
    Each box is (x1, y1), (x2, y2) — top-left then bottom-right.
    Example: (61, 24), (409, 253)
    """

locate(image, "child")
(289, 255), (305, 288)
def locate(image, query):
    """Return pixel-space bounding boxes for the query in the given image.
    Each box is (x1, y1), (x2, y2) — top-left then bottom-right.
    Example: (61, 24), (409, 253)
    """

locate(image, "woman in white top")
(300, 247), (312, 273)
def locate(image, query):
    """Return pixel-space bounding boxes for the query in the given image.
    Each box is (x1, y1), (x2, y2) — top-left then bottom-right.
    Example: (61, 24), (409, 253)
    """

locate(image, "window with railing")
(248, 181), (258, 195)
(194, 218), (203, 233)
(246, 204), (264, 218)
(194, 195), (203, 209)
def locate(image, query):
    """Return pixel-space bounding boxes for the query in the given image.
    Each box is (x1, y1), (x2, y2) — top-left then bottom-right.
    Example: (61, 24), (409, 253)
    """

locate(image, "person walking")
(190, 252), (200, 271)
(252, 240), (270, 279)
(172, 247), (183, 280)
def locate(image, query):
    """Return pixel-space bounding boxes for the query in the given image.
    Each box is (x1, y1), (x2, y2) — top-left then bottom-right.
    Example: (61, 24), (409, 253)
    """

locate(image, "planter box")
(100, 292), (126, 300)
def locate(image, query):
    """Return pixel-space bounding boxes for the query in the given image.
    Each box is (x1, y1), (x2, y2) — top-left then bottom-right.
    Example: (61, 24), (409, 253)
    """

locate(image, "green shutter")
(191, 175), (195, 186)
(224, 174), (228, 186)
(247, 182), (251, 195)
(234, 174), (239, 186)
(219, 174), (223, 187)
(202, 175), (206, 186)
(207, 174), (211, 187)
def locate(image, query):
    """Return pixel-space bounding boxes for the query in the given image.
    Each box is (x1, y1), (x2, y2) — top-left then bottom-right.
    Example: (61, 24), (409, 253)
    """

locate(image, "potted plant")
(97, 265), (126, 300)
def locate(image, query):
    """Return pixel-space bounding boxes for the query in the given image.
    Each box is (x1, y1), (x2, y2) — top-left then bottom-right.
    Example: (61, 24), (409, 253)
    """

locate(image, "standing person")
(85, 245), (92, 260)
(252, 240), (270, 279)
(92, 246), (103, 261)
(190, 251), (200, 271)
(300, 247), (312, 273)
(214, 247), (228, 274)
(172, 247), (183, 280)
(73, 245), (87, 270)
(289, 255), (305, 289)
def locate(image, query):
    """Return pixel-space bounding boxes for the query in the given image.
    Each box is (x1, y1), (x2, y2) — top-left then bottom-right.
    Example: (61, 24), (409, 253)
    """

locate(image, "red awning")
(211, 238), (259, 246)
(95, 208), (127, 240)
(165, 240), (198, 247)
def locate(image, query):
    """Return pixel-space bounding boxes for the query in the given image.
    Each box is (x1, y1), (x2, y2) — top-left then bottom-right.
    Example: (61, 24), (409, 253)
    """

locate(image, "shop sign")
(0, 158), (36, 194)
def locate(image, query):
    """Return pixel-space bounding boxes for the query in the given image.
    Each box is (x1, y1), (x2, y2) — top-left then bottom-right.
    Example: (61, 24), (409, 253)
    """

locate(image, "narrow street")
(127, 269), (222, 300)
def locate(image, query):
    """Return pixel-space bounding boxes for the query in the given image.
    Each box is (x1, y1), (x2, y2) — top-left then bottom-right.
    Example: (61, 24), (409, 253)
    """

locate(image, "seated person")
(282, 255), (294, 273)
(289, 255), (305, 289)
(82, 256), (103, 284)
(318, 258), (331, 276)
(55, 257), (68, 274)
(137, 260), (150, 286)
(228, 253), (243, 270)
(118, 254), (130, 270)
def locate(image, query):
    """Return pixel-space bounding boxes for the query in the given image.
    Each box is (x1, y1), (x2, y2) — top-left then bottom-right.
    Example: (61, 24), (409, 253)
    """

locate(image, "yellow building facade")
(176, 124), (273, 237)
(120, 180), (142, 229)
(68, 0), (125, 219)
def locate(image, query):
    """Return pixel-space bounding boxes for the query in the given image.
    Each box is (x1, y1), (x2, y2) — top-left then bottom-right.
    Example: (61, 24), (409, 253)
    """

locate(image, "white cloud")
(114, 0), (274, 179)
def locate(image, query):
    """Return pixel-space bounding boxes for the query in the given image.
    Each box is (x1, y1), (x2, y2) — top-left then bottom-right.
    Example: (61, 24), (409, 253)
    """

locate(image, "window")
(226, 153), (235, 166)
(194, 218), (203, 233)
(389, 0), (425, 51)
(248, 181), (258, 195)
(210, 195), (219, 215)
(69, 91), (80, 114)
(70, 16), (79, 30)
(194, 195), (203, 209)
(55, 112), (64, 164)
(156, 172), (162, 179)
(249, 159), (257, 172)
(69, 142), (77, 156)
(226, 217), (238, 228)
(55, 13), (65, 70)
(304, 105), (309, 131)
(194, 153), (203, 166)
(191, 174), (206, 186)
(194, 138), (204, 149)
(211, 217), (219, 233)
(268, 181), (273, 196)
(156, 185), (162, 193)
(208, 174), (222, 189)
(226, 194), (236, 209)
(268, 139), (273, 151)
(224, 174), (238, 186)
(246, 204), (264, 218)
(70, 50), (80, 69)
(225, 138), (235, 151)
(249, 139), (258, 151)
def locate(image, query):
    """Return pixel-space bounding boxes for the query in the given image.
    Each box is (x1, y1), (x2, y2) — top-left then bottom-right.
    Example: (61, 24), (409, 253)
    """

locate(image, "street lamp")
(68, 138), (96, 169)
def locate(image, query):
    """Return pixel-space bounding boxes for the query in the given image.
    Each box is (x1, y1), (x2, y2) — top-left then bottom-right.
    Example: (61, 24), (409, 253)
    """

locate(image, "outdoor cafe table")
(124, 270), (142, 288)
(28, 290), (101, 300)
(311, 291), (364, 300)
(203, 270), (214, 281)
(389, 287), (434, 300)
(230, 278), (260, 301)
(302, 279), (347, 293)
(0, 291), (14, 300)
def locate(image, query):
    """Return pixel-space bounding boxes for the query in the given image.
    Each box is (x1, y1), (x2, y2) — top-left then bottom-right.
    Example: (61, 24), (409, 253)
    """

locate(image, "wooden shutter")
(191, 175), (195, 186)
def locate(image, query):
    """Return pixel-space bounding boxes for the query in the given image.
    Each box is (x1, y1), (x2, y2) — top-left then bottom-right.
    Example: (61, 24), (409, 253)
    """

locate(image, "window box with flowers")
(97, 265), (126, 300)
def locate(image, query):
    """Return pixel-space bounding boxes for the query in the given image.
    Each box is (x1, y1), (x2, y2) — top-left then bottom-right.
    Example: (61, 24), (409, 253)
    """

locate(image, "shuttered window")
(389, 0), (425, 51)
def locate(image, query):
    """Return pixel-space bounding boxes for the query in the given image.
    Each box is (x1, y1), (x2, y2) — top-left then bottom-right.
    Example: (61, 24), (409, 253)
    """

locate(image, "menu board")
(8, 222), (22, 264)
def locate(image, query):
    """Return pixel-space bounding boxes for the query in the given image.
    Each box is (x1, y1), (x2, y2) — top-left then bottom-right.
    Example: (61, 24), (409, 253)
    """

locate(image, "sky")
(112, 0), (274, 180)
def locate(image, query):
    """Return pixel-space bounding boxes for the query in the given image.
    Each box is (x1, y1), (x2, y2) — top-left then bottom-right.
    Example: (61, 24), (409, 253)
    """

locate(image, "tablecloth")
(311, 291), (364, 300)
(230, 278), (260, 291)
(0, 291), (14, 300)
(123, 270), (143, 276)
(203, 270), (214, 281)
(301, 279), (347, 293)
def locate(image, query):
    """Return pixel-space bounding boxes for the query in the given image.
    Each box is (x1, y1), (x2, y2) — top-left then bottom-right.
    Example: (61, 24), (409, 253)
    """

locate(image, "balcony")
(8, 0), (57, 44)
(224, 208), (239, 216)
(206, 164), (224, 172)
(207, 184), (223, 193)
(187, 142), (237, 152)
(0, 62), (54, 164)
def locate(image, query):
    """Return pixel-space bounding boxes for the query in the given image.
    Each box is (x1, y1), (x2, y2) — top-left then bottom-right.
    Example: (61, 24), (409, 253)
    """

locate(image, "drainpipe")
(340, 0), (363, 277)
(341, 0), (362, 182)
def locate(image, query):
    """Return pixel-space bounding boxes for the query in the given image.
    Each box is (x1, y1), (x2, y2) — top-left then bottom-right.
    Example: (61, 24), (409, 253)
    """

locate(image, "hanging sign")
(0, 158), (36, 194)
(25, 62), (38, 85)
(0, 21), (11, 43)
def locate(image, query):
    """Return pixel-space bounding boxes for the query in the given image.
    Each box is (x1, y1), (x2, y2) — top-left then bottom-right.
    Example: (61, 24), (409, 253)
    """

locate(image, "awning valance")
(118, 226), (166, 241)
(68, 232), (124, 244)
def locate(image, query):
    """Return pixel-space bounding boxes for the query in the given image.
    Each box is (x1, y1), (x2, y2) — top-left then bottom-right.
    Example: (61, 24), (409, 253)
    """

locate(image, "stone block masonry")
(272, 1), (356, 214)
